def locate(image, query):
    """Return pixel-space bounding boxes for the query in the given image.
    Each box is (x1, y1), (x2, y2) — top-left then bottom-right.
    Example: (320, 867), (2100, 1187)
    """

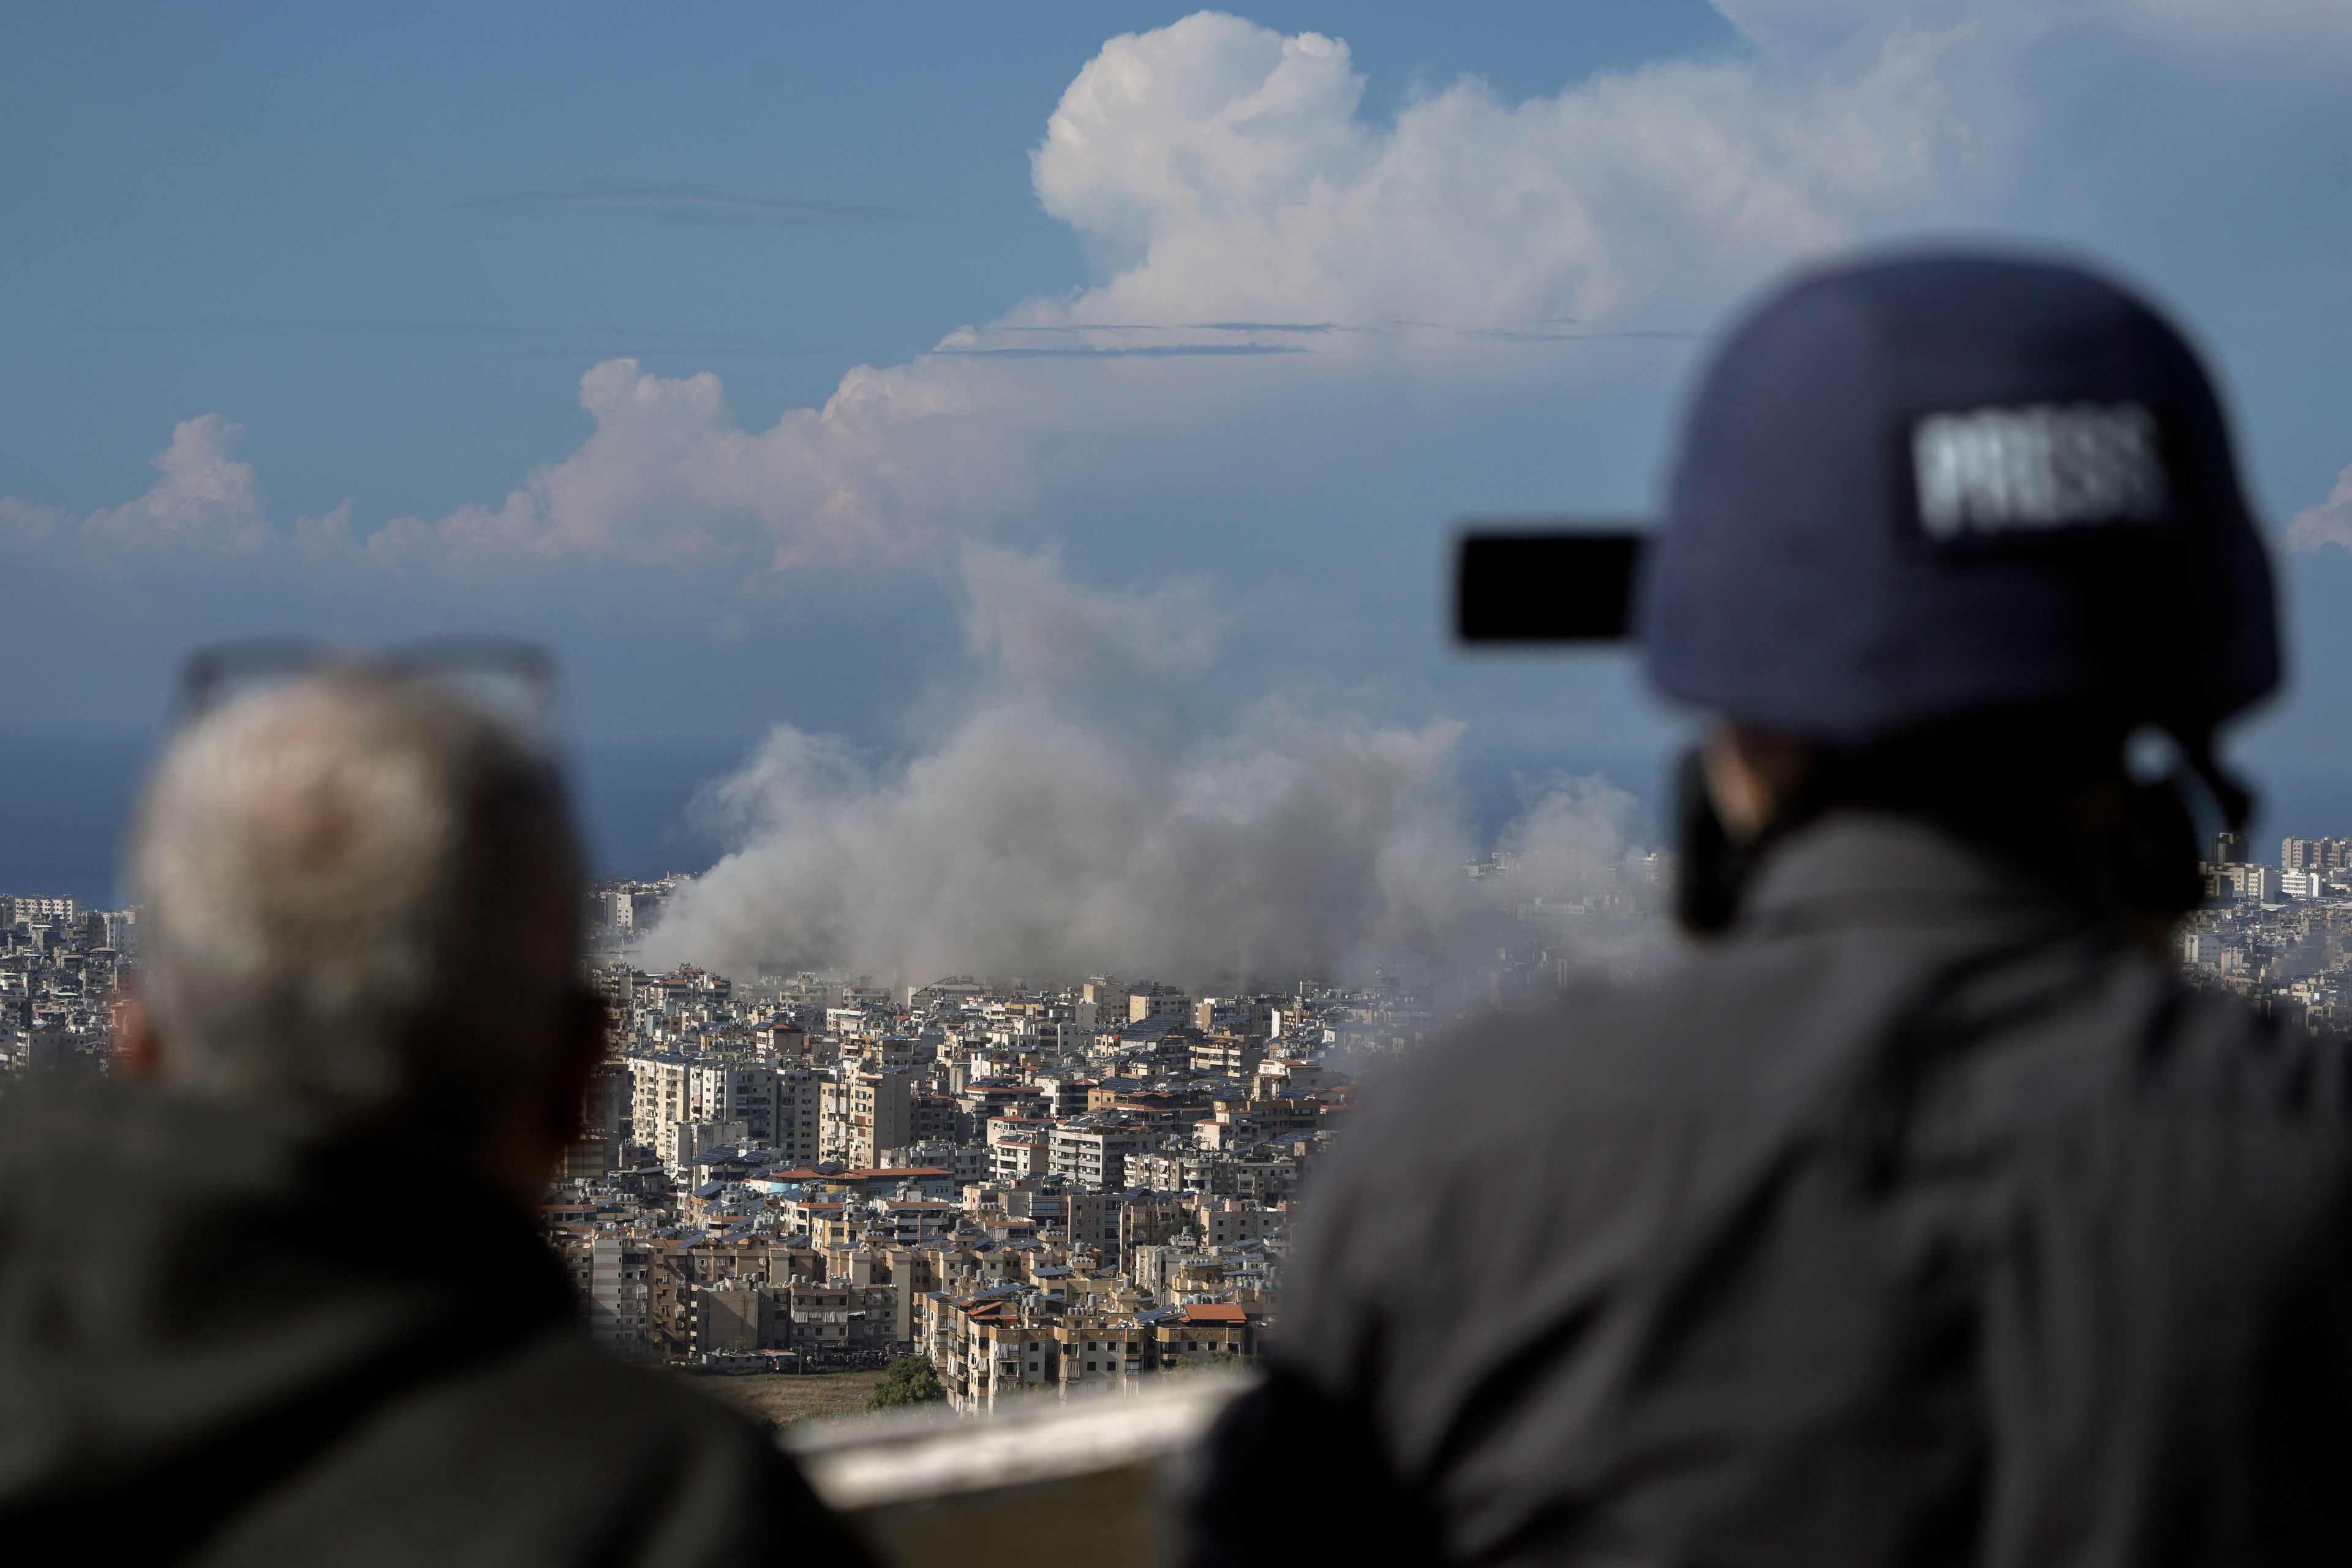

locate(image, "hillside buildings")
(532, 912), (1420, 1408)
(23, 838), (2351, 1419)
(2181, 836), (2352, 1033)
(0, 896), (135, 1072)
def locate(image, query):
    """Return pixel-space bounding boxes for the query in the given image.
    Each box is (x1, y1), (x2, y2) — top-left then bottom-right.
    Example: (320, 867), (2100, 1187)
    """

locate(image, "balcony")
(786, 1373), (1248, 1566)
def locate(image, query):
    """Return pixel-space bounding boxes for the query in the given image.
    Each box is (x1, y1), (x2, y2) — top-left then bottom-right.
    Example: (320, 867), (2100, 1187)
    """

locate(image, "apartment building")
(626, 1053), (690, 1155)
(820, 1067), (911, 1167)
(586, 1237), (655, 1354)
(772, 1068), (823, 1165)
(1047, 1115), (1156, 1193)
(1126, 984), (1190, 1023)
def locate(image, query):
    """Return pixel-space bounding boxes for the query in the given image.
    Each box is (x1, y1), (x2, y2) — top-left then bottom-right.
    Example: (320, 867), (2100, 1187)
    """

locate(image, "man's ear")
(117, 990), (162, 1078)
(539, 988), (608, 1147)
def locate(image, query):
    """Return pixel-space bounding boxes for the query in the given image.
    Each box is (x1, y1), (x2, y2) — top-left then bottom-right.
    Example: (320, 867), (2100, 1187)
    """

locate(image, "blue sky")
(5, 2), (2352, 911)
(1, 3), (1733, 526)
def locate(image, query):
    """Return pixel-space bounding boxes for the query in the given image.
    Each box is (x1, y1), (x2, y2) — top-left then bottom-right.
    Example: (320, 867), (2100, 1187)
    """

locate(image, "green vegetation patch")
(869, 1355), (946, 1410)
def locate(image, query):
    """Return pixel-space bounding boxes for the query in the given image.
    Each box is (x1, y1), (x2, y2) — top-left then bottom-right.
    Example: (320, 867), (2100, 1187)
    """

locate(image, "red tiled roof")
(1180, 1303), (1248, 1323)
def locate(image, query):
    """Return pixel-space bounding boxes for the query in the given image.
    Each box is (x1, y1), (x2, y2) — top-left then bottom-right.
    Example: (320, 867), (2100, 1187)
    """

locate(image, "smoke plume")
(643, 548), (1662, 989)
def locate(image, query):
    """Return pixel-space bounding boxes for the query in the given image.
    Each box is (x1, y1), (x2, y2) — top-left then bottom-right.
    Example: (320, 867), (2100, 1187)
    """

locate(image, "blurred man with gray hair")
(0, 665), (870, 1564)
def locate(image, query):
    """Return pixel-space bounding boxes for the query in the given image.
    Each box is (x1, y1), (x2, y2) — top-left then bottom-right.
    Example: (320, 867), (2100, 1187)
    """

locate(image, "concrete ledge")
(786, 1375), (1250, 1566)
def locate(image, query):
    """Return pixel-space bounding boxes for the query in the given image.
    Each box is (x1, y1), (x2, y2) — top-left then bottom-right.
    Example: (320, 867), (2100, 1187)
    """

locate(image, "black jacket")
(1194, 813), (2352, 1567)
(0, 1072), (872, 1566)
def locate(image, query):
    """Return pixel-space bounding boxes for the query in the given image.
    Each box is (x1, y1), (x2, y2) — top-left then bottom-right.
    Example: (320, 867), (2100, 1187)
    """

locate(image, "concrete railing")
(786, 1374), (1250, 1566)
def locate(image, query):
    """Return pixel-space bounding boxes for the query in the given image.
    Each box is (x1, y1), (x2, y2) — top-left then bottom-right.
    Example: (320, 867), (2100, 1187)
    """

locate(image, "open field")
(676, 1368), (889, 1432)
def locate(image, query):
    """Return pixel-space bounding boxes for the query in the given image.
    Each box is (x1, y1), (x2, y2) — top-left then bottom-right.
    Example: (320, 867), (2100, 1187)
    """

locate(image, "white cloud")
(359, 354), (1037, 572)
(1019, 10), (2021, 342)
(2287, 464), (2352, 553)
(2, 353), (1042, 575)
(401, 9), (2019, 565)
(1709, 0), (1996, 56)
(0, 415), (274, 556)
(379, 8), (2021, 573)
(14, 5), (2347, 586)
(4, 9), (2044, 575)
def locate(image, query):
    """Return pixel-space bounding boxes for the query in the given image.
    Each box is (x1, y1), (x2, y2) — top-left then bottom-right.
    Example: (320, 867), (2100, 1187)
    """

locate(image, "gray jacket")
(1196, 813), (2352, 1567)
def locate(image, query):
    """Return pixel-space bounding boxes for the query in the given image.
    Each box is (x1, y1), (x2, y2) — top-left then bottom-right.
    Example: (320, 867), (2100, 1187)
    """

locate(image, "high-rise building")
(687, 1061), (779, 1144)
(1048, 1115), (1156, 1192)
(2280, 836), (2352, 873)
(667, 1117), (749, 1178)
(586, 1237), (655, 1354)
(773, 1069), (822, 1166)
(821, 1068), (911, 1167)
(581, 1062), (630, 1140)
(627, 1053), (690, 1156)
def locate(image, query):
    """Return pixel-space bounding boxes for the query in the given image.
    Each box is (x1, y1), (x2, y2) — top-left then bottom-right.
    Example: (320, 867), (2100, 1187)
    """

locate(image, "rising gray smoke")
(643, 548), (1663, 989)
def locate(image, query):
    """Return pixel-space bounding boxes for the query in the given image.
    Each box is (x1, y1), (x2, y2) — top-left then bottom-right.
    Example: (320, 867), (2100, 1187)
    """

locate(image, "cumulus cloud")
(1016, 9), (2020, 344)
(0, 415), (281, 557)
(358, 352), (1041, 572)
(14, 6), (2338, 581)
(0, 353), (1042, 575)
(642, 547), (1661, 988)
(409, 8), (2017, 565)
(2, 8), (2040, 576)
(2286, 464), (2352, 554)
(414, 6), (2021, 562)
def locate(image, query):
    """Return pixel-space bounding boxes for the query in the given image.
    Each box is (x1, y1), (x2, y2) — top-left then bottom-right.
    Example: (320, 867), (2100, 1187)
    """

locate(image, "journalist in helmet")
(1190, 253), (2352, 1566)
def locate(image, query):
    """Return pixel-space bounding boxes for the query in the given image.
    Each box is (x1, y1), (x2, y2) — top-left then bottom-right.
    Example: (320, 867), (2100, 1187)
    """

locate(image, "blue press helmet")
(1637, 251), (2280, 760)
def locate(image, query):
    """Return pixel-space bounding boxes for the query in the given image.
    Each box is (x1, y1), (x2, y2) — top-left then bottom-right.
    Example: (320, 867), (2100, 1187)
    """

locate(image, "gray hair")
(132, 668), (584, 1133)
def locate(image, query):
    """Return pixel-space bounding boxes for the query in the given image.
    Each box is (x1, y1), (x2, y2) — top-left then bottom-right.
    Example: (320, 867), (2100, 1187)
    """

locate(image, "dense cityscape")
(6, 829), (2348, 1418)
(564, 875), (1423, 1411)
